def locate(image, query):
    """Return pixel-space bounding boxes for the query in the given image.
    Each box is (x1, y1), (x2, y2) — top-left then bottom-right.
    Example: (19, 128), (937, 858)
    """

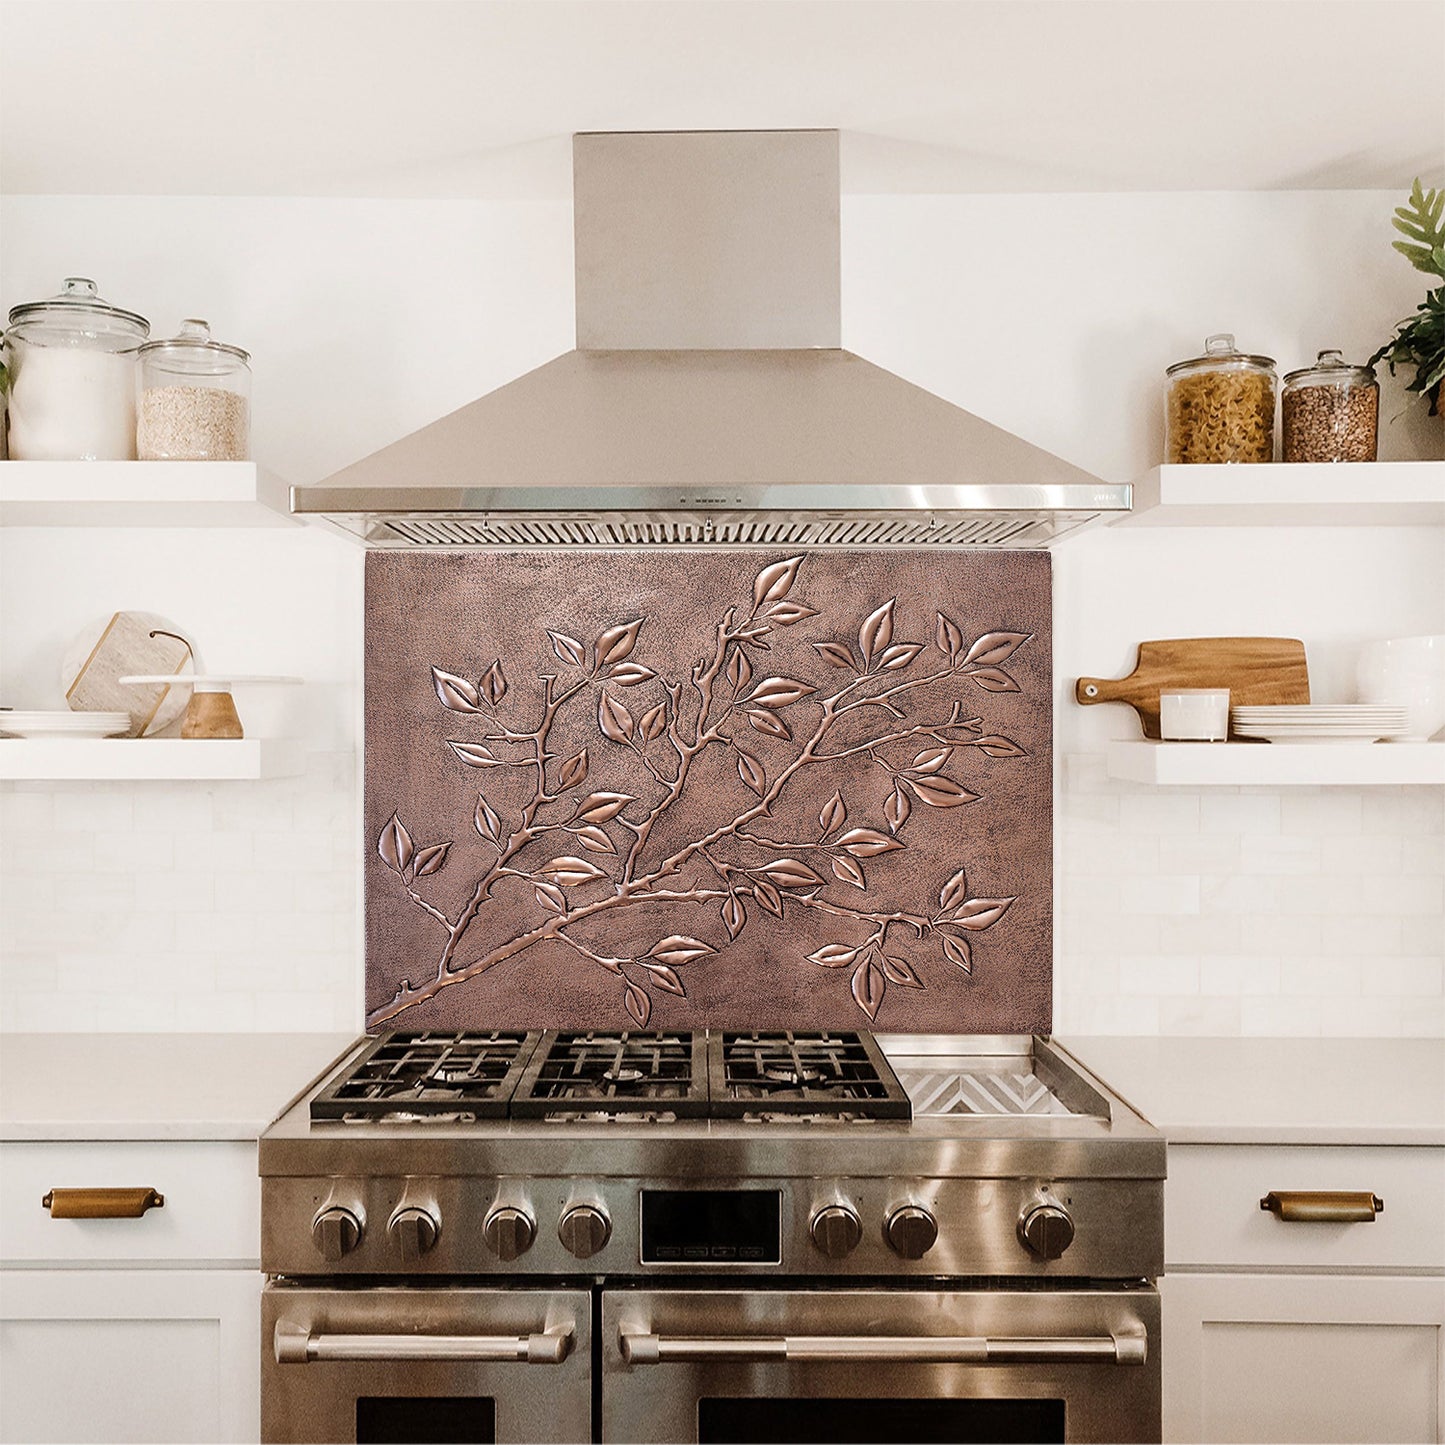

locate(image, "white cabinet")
(0, 1140), (261, 1443)
(1162, 1142), (1445, 1444)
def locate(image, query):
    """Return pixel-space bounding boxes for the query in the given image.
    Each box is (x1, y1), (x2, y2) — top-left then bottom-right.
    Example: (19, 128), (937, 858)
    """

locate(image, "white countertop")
(0, 1032), (358, 1141)
(1061, 1035), (1445, 1147)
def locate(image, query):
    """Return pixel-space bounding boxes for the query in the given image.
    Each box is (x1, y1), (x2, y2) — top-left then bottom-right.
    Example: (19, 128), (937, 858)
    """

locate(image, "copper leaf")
(974, 734), (1026, 758)
(558, 748), (589, 790)
(649, 935), (715, 967)
(851, 958), (886, 1021)
(431, 666), (483, 714)
(721, 894), (746, 940)
(807, 943), (861, 969)
(736, 748), (767, 797)
(963, 631), (1031, 668)
(938, 866), (970, 913)
(595, 619), (643, 667)
(747, 708), (791, 740)
(812, 641), (858, 671)
(767, 600), (818, 626)
(448, 740), (504, 768)
(412, 842), (450, 878)
(911, 746), (953, 776)
(753, 554), (803, 607)
(876, 642), (924, 672)
(935, 612), (963, 660)
(639, 962), (686, 997)
(858, 598), (895, 665)
(623, 980), (652, 1028)
(547, 629), (586, 668)
(832, 854), (866, 889)
(377, 813), (414, 874)
(940, 933), (973, 972)
(966, 666), (1021, 693)
(884, 787), (911, 834)
(743, 676), (816, 710)
(639, 703), (668, 741)
(598, 690), (635, 743)
(752, 879), (784, 917)
(726, 648), (753, 692)
(948, 896), (1016, 931)
(761, 858), (823, 889)
(576, 792), (634, 823)
(882, 954), (924, 988)
(473, 795), (502, 844)
(608, 662), (657, 688)
(482, 659), (507, 705)
(905, 775), (979, 808)
(534, 881), (566, 915)
(818, 789), (847, 836)
(837, 827), (902, 858)
(537, 855), (608, 888)
(573, 824), (616, 855)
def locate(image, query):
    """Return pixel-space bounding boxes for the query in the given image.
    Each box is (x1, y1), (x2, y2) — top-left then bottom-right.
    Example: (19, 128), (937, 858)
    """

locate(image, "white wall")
(1, 188), (1441, 1034)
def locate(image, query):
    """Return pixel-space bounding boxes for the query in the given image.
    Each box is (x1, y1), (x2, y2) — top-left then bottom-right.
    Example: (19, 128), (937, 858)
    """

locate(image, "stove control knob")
(885, 1205), (938, 1260)
(558, 1205), (611, 1260)
(483, 1205), (536, 1261)
(1018, 1203), (1076, 1260)
(311, 1205), (363, 1261)
(810, 1205), (863, 1259)
(388, 1205), (440, 1263)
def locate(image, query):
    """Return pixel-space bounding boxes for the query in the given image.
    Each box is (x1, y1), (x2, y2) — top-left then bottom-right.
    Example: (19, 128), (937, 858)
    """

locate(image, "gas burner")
(711, 1030), (912, 1119)
(309, 1030), (539, 1121)
(510, 1030), (711, 1119)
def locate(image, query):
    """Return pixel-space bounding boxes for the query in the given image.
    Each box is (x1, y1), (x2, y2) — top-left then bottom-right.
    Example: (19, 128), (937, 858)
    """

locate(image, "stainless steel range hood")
(293, 131), (1130, 548)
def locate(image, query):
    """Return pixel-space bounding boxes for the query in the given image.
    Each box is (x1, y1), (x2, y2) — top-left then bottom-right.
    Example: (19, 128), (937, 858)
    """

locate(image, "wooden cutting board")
(1075, 638), (1310, 739)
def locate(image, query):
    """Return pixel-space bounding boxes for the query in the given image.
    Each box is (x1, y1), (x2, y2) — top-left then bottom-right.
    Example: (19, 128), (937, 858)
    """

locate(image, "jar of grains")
(136, 319), (251, 460)
(1281, 349), (1378, 462)
(3, 278), (150, 460)
(1165, 333), (1277, 464)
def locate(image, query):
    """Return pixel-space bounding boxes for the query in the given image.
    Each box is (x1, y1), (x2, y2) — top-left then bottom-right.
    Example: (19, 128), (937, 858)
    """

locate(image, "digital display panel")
(640, 1189), (782, 1265)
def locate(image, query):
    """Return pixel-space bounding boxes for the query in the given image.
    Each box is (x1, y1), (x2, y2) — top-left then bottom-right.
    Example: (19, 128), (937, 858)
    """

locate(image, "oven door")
(262, 1284), (591, 1444)
(602, 1287), (1160, 1444)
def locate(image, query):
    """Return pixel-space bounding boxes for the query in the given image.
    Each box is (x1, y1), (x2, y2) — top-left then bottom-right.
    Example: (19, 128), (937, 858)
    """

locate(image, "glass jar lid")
(6, 277), (150, 344)
(1283, 349), (1375, 386)
(1166, 332), (1275, 376)
(138, 319), (250, 372)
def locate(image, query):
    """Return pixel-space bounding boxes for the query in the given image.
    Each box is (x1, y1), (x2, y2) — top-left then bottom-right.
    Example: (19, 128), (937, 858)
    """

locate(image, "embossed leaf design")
(721, 894), (747, 940)
(851, 957), (887, 1021)
(482, 660), (507, 705)
(836, 827), (902, 858)
(963, 631), (1031, 668)
(974, 734), (1026, 758)
(808, 943), (862, 968)
(884, 787), (911, 834)
(858, 598), (896, 665)
(431, 666), (483, 714)
(877, 642), (924, 672)
(575, 792), (634, 824)
(905, 776), (979, 808)
(537, 856), (608, 888)
(882, 954), (924, 988)
(832, 854), (866, 889)
(534, 881), (566, 915)
(936, 612), (964, 660)
(812, 641), (858, 671)
(911, 746), (953, 776)
(573, 824), (616, 855)
(649, 936), (715, 967)
(966, 666), (1020, 693)
(941, 933), (973, 972)
(947, 897), (1016, 931)
(744, 677), (816, 710)
(598, 690), (635, 743)
(752, 880), (785, 917)
(412, 842), (451, 878)
(623, 980), (652, 1027)
(595, 619), (643, 667)
(767, 600), (818, 626)
(448, 740), (504, 768)
(761, 858), (823, 889)
(746, 709), (790, 740)
(473, 795), (502, 844)
(726, 649), (753, 691)
(939, 866), (970, 913)
(640, 962), (686, 997)
(547, 630), (586, 667)
(558, 749), (590, 790)
(736, 748), (767, 796)
(753, 555), (803, 607)
(378, 813), (414, 875)
(608, 662), (657, 688)
(639, 703), (668, 742)
(819, 790), (847, 836)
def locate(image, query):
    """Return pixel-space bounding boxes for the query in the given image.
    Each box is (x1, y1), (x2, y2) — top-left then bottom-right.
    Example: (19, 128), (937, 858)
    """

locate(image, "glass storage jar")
(3, 278), (150, 460)
(1165, 333), (1277, 464)
(136, 319), (251, 460)
(1281, 349), (1378, 462)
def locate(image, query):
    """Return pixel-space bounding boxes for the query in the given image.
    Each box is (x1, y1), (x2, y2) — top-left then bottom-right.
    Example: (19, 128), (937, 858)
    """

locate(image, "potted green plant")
(1369, 179), (1445, 416)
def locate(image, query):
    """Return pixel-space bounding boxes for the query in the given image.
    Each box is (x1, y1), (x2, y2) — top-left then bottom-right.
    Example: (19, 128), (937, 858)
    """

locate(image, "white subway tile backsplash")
(1119, 956), (1199, 995)
(1199, 873), (1281, 914)
(1159, 995), (1242, 1034)
(1119, 875), (1200, 915)
(1200, 794), (1281, 835)
(1281, 956), (1363, 997)
(1198, 955), (1281, 995)
(1280, 792), (1364, 836)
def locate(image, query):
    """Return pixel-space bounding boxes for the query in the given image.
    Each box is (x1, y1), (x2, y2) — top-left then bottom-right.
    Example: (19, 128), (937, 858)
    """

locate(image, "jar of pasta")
(1165, 333), (1276, 464)
(1281, 350), (1378, 462)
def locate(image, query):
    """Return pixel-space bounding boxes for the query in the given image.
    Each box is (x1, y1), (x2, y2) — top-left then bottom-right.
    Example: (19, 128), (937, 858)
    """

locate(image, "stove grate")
(709, 1030), (912, 1120)
(510, 1030), (712, 1118)
(309, 1031), (541, 1120)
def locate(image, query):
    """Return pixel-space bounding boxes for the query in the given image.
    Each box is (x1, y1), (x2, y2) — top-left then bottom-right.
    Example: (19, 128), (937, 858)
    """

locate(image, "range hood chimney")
(293, 130), (1130, 547)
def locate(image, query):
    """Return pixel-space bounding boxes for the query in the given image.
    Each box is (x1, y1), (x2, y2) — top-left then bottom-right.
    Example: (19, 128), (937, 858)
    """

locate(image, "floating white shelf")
(0, 738), (305, 781)
(1106, 739), (1445, 787)
(0, 461), (293, 527)
(1126, 461), (1445, 527)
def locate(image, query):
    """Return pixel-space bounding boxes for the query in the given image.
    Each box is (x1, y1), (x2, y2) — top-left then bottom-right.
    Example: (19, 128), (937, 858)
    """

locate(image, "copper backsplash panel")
(365, 550), (1052, 1033)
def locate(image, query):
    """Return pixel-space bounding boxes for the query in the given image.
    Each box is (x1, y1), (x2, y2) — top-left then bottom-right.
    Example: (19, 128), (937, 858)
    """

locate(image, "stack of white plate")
(0, 711), (132, 740)
(1231, 704), (1410, 744)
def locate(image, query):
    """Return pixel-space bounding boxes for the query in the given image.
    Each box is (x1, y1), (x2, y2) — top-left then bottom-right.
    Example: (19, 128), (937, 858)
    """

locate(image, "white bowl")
(1357, 635), (1445, 740)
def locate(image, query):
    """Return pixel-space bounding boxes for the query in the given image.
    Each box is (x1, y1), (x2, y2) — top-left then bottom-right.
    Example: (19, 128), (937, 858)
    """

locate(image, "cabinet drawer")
(0, 1141), (258, 1265)
(1167, 1144), (1445, 1272)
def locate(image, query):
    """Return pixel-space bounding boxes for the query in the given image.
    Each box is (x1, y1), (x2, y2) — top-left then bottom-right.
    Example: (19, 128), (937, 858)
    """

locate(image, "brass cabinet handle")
(1260, 1190), (1383, 1223)
(41, 1187), (165, 1219)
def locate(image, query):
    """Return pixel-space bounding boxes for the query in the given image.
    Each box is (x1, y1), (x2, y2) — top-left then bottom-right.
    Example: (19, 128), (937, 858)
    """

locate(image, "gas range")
(260, 1031), (1163, 1442)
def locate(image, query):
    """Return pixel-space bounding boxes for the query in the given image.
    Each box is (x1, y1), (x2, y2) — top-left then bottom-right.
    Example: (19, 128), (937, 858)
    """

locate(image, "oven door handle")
(620, 1327), (1147, 1366)
(275, 1321), (573, 1365)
